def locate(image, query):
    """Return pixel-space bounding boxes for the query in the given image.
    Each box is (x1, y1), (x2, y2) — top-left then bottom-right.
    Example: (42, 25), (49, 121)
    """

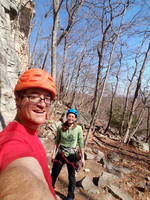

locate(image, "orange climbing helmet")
(14, 68), (56, 99)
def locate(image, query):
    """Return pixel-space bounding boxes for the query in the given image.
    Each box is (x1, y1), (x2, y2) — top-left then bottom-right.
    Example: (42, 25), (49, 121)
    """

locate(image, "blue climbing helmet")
(67, 108), (78, 118)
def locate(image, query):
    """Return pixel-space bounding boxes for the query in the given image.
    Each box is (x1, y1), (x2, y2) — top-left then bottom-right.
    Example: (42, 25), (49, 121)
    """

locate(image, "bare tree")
(123, 43), (150, 143)
(70, 51), (85, 106)
(119, 45), (141, 135)
(59, 35), (68, 99)
(51, 0), (63, 80)
(140, 87), (150, 142)
(84, 0), (130, 146)
(104, 52), (122, 134)
(30, 0), (150, 141)
(51, 0), (84, 80)
(147, 106), (150, 142)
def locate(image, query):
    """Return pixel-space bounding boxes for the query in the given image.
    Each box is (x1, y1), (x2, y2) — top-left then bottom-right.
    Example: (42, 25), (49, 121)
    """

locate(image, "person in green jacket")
(51, 108), (85, 200)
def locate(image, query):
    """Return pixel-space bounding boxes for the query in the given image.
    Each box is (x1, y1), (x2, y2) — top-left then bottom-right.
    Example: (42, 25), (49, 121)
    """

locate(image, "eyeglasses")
(23, 95), (51, 105)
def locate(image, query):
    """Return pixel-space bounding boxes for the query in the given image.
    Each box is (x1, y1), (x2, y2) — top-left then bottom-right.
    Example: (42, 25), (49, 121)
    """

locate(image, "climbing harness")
(52, 145), (81, 172)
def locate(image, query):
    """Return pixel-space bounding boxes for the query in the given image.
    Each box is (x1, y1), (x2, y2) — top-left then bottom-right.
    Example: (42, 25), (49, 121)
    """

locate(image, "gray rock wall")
(0, 0), (34, 130)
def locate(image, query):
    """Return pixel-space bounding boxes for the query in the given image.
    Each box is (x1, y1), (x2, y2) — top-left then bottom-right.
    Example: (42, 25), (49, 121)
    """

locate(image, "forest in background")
(29, 0), (150, 145)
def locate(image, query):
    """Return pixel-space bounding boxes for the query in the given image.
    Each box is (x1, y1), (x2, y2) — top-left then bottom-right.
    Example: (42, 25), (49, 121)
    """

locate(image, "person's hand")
(81, 157), (85, 168)
(0, 157), (56, 200)
(51, 152), (56, 162)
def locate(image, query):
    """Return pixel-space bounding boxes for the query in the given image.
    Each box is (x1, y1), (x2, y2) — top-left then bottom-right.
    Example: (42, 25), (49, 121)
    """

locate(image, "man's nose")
(37, 98), (47, 106)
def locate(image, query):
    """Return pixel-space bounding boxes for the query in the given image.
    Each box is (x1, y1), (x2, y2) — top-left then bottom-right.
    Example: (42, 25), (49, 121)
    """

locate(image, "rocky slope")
(40, 118), (150, 200)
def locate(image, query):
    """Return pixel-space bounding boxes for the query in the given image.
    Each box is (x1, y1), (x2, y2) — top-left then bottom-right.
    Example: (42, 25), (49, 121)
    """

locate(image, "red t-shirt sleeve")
(0, 140), (34, 171)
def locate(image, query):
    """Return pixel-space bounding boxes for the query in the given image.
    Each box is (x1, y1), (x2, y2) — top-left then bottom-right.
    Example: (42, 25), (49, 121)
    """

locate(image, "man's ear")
(15, 95), (22, 108)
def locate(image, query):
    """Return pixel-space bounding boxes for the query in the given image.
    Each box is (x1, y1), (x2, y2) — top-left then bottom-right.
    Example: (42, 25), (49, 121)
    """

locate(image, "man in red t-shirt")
(0, 68), (56, 200)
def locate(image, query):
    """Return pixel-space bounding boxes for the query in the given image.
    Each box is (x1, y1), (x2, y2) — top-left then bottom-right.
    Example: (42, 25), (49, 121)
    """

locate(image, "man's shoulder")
(0, 122), (16, 142)
(0, 121), (29, 144)
(1, 121), (21, 133)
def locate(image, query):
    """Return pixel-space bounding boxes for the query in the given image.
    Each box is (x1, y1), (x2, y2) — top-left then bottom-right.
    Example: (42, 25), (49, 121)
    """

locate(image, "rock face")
(0, 0), (34, 130)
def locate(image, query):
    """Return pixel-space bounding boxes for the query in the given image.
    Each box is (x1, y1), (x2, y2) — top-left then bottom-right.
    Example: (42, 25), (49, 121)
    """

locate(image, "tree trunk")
(120, 55), (138, 135)
(70, 53), (84, 106)
(128, 107), (145, 141)
(124, 43), (150, 143)
(59, 36), (68, 100)
(146, 107), (150, 142)
(51, 0), (60, 81)
(104, 65), (120, 134)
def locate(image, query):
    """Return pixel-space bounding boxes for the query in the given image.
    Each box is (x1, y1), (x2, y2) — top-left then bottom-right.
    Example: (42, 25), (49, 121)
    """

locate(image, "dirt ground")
(54, 160), (104, 200)
(48, 136), (150, 200)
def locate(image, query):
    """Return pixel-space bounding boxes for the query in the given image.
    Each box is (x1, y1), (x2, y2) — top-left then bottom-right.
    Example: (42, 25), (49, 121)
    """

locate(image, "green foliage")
(107, 105), (123, 129)
(107, 105), (138, 131)
(135, 129), (147, 137)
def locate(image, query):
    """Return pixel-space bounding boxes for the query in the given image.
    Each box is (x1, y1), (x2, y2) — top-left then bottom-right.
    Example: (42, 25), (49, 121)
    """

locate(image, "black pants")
(51, 152), (76, 199)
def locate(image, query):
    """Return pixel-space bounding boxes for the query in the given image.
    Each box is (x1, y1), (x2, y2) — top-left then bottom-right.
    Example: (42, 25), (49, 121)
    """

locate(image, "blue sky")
(30, 0), (150, 95)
